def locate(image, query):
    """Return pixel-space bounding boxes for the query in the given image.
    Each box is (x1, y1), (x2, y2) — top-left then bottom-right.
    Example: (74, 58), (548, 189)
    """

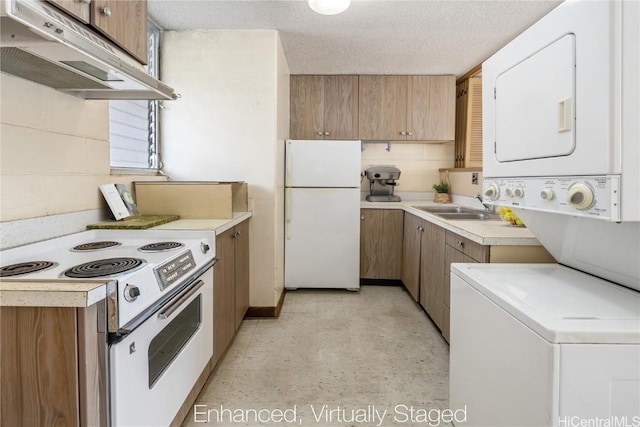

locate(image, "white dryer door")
(495, 34), (576, 162)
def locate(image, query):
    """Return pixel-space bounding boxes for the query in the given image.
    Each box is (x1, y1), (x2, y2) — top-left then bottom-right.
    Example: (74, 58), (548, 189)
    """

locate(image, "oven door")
(109, 267), (213, 427)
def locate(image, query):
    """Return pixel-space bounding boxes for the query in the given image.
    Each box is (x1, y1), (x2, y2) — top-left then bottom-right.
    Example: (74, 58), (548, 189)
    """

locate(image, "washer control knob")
(484, 183), (500, 201)
(513, 187), (524, 198)
(567, 183), (595, 210)
(201, 242), (210, 254)
(540, 189), (554, 200)
(504, 188), (513, 198)
(124, 284), (140, 302)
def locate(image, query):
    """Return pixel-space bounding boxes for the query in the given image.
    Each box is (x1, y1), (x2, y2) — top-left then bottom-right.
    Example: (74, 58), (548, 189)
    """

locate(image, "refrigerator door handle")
(285, 188), (292, 240)
(285, 140), (292, 186)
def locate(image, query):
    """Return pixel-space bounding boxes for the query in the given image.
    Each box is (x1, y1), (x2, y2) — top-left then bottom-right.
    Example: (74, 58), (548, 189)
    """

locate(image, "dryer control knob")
(513, 188), (525, 198)
(504, 188), (513, 198)
(567, 183), (594, 210)
(484, 184), (500, 201)
(540, 189), (554, 200)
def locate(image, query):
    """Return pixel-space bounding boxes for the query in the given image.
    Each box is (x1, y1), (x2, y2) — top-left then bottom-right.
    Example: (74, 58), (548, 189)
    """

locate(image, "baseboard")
(245, 289), (286, 318)
(360, 278), (404, 286)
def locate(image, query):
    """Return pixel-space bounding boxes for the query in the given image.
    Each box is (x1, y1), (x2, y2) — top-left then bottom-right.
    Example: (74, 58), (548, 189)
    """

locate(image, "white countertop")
(0, 212), (253, 307)
(151, 211), (252, 235)
(361, 200), (542, 246)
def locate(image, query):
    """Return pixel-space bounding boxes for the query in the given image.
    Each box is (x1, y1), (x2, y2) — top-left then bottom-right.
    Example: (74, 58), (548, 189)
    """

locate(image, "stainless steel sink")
(436, 212), (501, 221)
(412, 206), (476, 214)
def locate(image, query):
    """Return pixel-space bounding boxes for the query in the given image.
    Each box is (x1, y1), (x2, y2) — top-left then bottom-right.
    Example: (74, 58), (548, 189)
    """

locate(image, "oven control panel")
(154, 251), (196, 290)
(482, 175), (621, 221)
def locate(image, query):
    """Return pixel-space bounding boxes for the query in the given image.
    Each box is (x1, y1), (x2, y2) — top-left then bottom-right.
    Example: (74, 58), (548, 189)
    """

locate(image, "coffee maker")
(365, 165), (401, 202)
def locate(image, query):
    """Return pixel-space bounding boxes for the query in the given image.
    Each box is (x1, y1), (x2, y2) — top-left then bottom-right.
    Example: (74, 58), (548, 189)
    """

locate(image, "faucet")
(476, 194), (495, 213)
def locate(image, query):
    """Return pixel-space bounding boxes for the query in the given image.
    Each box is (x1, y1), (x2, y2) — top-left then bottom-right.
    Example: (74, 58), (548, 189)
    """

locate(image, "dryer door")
(495, 34), (576, 162)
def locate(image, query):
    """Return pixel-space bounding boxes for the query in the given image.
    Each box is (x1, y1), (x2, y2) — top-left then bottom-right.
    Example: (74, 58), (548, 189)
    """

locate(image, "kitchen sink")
(435, 212), (501, 221)
(412, 206), (476, 214)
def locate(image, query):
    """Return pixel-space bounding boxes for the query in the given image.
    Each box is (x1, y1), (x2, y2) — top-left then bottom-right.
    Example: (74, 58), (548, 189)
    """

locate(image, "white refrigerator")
(284, 139), (361, 290)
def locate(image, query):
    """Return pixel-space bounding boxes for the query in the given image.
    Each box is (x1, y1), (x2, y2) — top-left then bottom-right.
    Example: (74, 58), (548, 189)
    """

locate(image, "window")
(109, 21), (160, 170)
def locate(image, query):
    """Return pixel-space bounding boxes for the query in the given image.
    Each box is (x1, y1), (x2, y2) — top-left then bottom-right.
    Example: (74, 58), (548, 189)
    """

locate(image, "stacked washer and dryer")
(449, 1), (640, 426)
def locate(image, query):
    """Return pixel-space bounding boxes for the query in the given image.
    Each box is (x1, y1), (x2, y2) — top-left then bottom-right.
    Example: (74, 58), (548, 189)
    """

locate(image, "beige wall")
(160, 30), (289, 308)
(361, 142), (454, 193)
(0, 74), (163, 224)
(440, 169), (484, 197)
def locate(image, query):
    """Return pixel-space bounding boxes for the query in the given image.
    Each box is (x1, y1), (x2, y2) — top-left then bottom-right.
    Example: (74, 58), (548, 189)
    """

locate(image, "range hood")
(0, 0), (177, 100)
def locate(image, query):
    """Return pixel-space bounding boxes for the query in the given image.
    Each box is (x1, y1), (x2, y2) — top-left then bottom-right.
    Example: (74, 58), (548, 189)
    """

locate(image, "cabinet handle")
(407, 131), (413, 136)
(316, 131), (323, 136)
(400, 131), (407, 136)
(100, 6), (111, 16)
(457, 240), (464, 248)
(361, 215), (365, 220)
(324, 131), (330, 136)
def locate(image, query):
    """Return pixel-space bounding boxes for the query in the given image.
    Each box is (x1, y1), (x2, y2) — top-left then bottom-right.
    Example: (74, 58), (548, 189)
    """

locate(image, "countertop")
(361, 200), (542, 246)
(0, 212), (253, 308)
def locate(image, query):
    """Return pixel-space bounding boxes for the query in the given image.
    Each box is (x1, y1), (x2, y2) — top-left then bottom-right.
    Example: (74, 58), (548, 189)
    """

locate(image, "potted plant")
(432, 182), (451, 203)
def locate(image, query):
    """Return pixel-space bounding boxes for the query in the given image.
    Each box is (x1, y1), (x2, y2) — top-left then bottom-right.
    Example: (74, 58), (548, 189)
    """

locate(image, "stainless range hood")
(0, 0), (177, 100)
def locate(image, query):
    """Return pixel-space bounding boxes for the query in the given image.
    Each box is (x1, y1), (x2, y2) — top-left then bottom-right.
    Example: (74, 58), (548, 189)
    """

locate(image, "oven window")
(148, 295), (201, 388)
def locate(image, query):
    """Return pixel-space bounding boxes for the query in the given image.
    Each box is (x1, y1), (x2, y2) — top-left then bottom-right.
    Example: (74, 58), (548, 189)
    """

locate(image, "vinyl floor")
(182, 285), (451, 427)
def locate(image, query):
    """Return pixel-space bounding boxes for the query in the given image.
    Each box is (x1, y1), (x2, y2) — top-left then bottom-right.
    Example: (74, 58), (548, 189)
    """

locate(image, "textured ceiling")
(148, 0), (562, 76)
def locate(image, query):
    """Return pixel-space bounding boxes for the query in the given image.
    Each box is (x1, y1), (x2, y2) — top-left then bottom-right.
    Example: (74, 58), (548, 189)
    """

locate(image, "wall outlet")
(472, 173), (479, 185)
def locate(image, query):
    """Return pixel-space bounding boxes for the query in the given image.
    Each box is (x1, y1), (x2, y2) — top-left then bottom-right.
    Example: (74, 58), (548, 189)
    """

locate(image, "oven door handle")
(158, 279), (205, 320)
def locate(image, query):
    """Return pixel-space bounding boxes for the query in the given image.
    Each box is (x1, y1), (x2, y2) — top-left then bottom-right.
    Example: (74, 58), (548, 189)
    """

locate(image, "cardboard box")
(133, 181), (248, 219)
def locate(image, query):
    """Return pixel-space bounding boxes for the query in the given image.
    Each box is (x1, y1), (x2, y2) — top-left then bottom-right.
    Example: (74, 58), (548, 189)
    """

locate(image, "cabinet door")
(420, 221), (446, 329)
(359, 75), (407, 140)
(360, 209), (384, 278)
(323, 75), (359, 140)
(455, 77), (483, 167)
(290, 76), (324, 140)
(360, 209), (404, 279)
(213, 228), (236, 366)
(91, 0), (148, 64)
(408, 75), (455, 141)
(1, 307), (80, 426)
(234, 221), (250, 329)
(47, 0), (90, 23)
(401, 213), (422, 301)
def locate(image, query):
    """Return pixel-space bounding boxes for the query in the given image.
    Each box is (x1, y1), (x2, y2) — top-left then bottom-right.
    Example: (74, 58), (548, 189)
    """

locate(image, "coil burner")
(0, 261), (58, 277)
(72, 241), (121, 251)
(63, 257), (145, 278)
(138, 242), (184, 252)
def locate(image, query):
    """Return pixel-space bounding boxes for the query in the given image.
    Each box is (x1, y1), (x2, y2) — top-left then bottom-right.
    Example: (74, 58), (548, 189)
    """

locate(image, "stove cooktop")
(0, 229), (216, 329)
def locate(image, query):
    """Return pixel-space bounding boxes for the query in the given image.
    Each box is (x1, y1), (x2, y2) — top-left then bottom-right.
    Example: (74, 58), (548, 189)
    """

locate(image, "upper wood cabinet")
(47, 0), (148, 64)
(359, 75), (455, 141)
(455, 77), (483, 168)
(290, 75), (359, 140)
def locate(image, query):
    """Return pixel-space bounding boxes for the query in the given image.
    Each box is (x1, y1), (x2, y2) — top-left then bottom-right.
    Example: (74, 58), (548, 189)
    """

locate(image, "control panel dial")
(540, 189), (555, 200)
(484, 183), (500, 201)
(567, 183), (595, 210)
(123, 284), (141, 302)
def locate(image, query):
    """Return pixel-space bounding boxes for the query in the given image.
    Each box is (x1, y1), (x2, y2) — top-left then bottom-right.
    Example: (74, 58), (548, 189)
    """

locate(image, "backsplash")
(0, 74), (165, 243)
(361, 142), (454, 193)
(440, 169), (484, 197)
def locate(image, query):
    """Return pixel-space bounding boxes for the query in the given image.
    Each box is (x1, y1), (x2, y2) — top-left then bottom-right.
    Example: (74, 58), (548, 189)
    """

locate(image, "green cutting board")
(87, 215), (180, 230)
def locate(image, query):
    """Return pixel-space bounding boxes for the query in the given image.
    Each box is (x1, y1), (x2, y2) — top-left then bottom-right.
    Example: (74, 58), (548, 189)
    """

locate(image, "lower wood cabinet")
(1, 302), (107, 426)
(402, 212), (554, 342)
(213, 219), (250, 367)
(360, 209), (404, 280)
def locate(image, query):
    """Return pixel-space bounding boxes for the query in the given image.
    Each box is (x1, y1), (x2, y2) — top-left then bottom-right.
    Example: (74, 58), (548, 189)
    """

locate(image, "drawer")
(445, 230), (489, 262)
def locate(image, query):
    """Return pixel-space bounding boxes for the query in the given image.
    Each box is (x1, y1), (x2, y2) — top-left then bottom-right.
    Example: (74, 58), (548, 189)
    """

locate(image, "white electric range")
(0, 228), (216, 426)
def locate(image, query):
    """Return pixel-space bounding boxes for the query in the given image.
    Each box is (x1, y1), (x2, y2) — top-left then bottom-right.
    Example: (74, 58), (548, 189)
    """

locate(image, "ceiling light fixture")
(308, 0), (351, 15)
